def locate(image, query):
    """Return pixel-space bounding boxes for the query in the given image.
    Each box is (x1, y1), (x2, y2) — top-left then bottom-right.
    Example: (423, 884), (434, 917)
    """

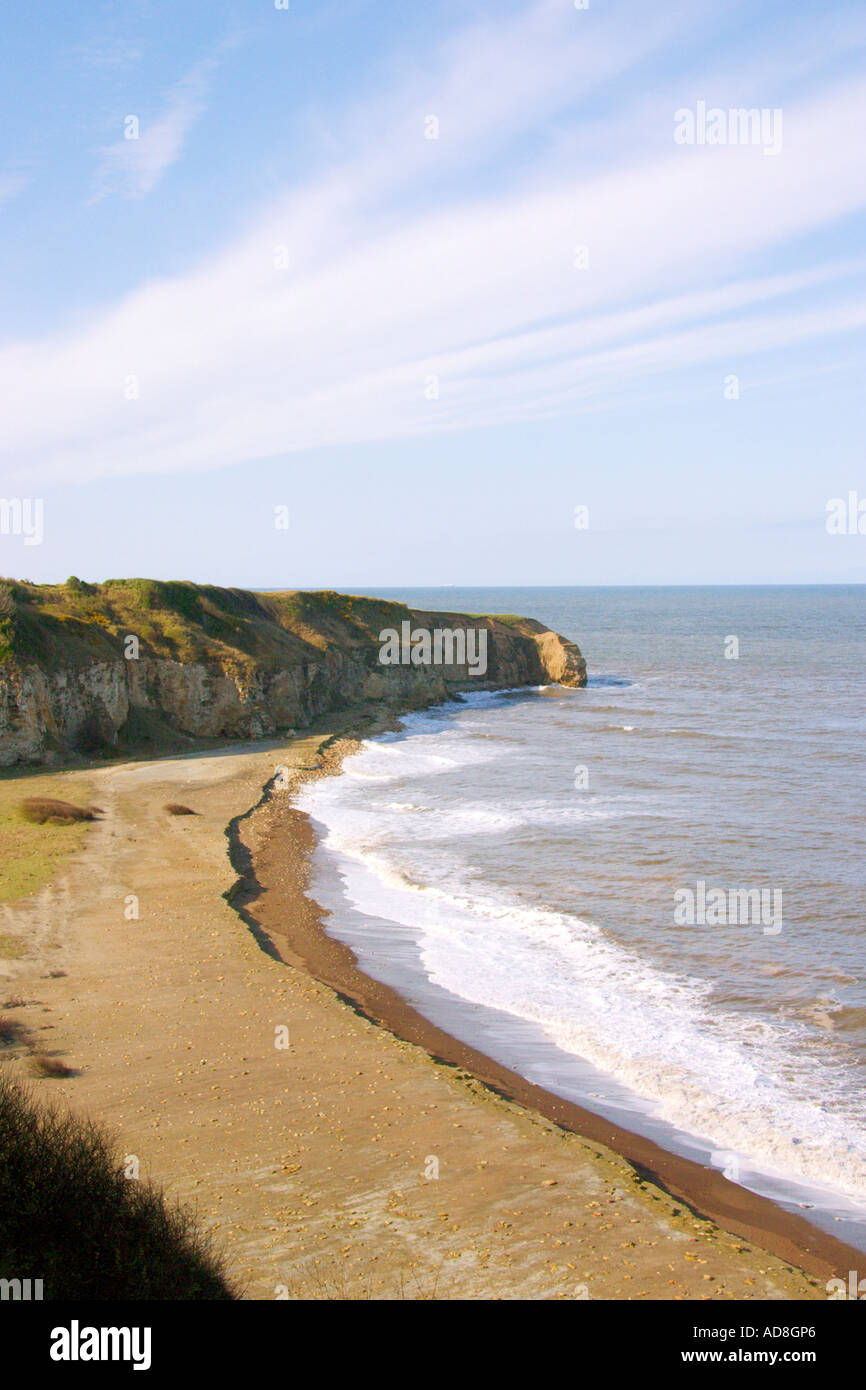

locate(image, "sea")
(295, 586), (866, 1248)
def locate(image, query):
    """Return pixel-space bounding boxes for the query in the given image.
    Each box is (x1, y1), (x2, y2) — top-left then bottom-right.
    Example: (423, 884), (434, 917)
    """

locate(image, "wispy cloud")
(3, 0), (866, 486)
(91, 54), (216, 200)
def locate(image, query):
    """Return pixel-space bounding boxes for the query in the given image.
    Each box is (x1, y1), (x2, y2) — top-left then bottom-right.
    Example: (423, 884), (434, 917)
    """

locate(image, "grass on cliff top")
(0, 577), (420, 671)
(0, 1074), (236, 1300)
(0, 772), (96, 911)
(0, 577), (541, 682)
(464, 612), (529, 626)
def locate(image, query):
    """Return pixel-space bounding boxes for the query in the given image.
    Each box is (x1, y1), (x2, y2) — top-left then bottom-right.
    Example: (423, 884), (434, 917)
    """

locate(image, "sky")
(1, 0), (865, 588)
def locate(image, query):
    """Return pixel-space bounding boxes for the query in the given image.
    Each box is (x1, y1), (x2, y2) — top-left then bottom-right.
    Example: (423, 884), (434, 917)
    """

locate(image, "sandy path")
(0, 736), (832, 1299)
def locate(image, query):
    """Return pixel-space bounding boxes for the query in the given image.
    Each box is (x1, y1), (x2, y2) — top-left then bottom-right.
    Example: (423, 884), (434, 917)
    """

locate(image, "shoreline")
(242, 726), (864, 1286)
(1, 721), (855, 1298)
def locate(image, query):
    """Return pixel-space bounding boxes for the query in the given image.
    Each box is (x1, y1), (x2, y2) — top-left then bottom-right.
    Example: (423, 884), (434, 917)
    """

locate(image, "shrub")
(0, 581), (17, 661)
(19, 798), (98, 826)
(29, 1054), (74, 1078)
(0, 1076), (237, 1300)
(164, 803), (197, 816)
(0, 1016), (28, 1046)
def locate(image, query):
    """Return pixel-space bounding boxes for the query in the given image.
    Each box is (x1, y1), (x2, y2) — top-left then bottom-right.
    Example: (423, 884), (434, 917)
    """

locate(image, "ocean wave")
(295, 670), (866, 1212)
(315, 838), (866, 1203)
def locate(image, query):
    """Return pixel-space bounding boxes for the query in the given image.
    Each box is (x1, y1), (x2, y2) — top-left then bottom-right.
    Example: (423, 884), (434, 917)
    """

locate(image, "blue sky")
(1, 0), (865, 586)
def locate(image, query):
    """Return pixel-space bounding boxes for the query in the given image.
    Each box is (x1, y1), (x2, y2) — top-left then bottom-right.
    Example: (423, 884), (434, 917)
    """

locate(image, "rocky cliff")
(0, 580), (586, 767)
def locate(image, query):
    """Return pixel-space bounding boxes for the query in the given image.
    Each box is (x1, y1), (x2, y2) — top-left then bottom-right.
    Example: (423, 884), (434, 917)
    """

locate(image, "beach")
(0, 725), (860, 1299)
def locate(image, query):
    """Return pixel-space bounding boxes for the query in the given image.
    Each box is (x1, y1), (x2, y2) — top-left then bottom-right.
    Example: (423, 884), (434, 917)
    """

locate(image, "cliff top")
(0, 577), (546, 673)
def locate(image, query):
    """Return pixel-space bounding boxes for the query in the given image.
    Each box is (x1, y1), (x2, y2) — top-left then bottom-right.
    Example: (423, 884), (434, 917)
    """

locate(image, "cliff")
(0, 579), (586, 767)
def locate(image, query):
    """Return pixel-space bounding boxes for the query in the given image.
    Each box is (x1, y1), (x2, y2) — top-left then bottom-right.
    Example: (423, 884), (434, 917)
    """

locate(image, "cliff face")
(0, 582), (586, 767)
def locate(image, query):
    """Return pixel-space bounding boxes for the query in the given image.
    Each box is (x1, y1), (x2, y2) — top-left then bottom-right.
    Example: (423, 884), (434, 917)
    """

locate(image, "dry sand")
(0, 732), (856, 1299)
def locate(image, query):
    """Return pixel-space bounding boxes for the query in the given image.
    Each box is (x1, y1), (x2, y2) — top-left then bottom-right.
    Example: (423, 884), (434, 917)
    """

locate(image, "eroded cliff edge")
(0, 580), (586, 767)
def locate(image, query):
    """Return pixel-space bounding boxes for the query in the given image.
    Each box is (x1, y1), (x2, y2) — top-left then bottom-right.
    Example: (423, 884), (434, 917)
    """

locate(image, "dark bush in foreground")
(164, 802), (197, 816)
(19, 798), (98, 825)
(0, 1076), (236, 1300)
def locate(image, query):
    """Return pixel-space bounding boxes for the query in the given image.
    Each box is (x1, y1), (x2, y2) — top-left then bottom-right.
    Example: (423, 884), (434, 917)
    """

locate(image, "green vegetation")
(0, 1075), (236, 1299)
(0, 578), (538, 677)
(465, 612), (530, 626)
(0, 773), (96, 907)
(0, 581), (16, 661)
(0, 577), (426, 672)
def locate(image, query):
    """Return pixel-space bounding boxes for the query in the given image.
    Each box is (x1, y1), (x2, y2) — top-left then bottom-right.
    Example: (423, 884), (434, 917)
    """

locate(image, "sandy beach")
(0, 728), (858, 1299)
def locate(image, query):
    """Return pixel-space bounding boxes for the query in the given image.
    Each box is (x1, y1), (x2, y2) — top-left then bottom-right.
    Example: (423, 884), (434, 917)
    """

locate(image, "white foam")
(297, 704), (866, 1215)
